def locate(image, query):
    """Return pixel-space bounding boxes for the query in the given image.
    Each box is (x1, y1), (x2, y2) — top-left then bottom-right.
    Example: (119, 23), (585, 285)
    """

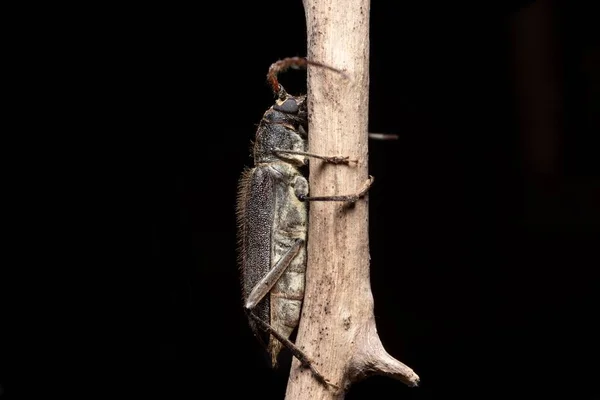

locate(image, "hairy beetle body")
(236, 58), (373, 381)
(237, 92), (309, 366)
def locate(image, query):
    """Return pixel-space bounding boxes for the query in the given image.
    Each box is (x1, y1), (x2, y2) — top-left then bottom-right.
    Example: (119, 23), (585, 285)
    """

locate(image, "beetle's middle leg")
(244, 238), (336, 389)
(298, 175), (375, 203)
(280, 151), (373, 203)
(274, 149), (354, 165)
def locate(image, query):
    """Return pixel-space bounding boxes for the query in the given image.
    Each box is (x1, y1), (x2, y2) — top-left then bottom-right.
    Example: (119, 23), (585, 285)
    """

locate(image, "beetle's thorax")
(253, 90), (308, 166)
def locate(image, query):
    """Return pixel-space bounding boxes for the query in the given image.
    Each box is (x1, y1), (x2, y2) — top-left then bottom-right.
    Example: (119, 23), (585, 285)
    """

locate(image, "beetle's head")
(272, 86), (307, 133)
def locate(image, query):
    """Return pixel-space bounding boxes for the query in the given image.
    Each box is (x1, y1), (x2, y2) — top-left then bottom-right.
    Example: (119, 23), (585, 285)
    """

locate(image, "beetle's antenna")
(267, 57), (348, 96)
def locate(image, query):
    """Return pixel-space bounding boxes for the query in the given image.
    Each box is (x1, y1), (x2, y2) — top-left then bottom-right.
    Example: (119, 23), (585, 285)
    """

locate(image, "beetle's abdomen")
(268, 164), (307, 365)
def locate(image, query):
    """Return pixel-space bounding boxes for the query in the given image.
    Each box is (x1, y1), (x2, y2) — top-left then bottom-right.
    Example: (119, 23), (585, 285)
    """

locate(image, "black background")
(2, 1), (598, 399)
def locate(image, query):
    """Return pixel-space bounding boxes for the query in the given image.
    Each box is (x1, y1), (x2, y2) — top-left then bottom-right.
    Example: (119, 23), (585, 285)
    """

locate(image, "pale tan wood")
(285, 0), (419, 398)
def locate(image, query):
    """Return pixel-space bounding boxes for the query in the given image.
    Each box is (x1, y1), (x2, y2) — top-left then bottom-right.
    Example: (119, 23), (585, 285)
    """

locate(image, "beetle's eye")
(273, 98), (299, 114)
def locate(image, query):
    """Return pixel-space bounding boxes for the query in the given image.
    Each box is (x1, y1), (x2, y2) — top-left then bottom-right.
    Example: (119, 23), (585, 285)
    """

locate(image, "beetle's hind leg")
(245, 310), (337, 389)
(244, 238), (338, 390)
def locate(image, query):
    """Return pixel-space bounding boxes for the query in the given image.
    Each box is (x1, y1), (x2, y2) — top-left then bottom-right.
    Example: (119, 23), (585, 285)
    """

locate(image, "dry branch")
(285, 0), (419, 398)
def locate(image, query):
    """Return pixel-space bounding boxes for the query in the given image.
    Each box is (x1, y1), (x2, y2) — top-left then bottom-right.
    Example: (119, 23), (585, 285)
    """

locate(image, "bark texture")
(285, 1), (419, 398)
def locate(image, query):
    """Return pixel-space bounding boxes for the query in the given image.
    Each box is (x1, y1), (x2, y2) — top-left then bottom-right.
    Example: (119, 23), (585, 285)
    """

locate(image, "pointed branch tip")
(350, 321), (420, 387)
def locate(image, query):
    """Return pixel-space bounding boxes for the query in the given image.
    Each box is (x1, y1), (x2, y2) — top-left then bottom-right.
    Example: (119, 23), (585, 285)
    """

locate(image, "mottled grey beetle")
(236, 57), (373, 386)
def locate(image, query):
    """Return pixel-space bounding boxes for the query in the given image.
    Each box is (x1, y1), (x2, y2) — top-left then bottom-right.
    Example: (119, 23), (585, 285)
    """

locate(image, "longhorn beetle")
(236, 57), (373, 387)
